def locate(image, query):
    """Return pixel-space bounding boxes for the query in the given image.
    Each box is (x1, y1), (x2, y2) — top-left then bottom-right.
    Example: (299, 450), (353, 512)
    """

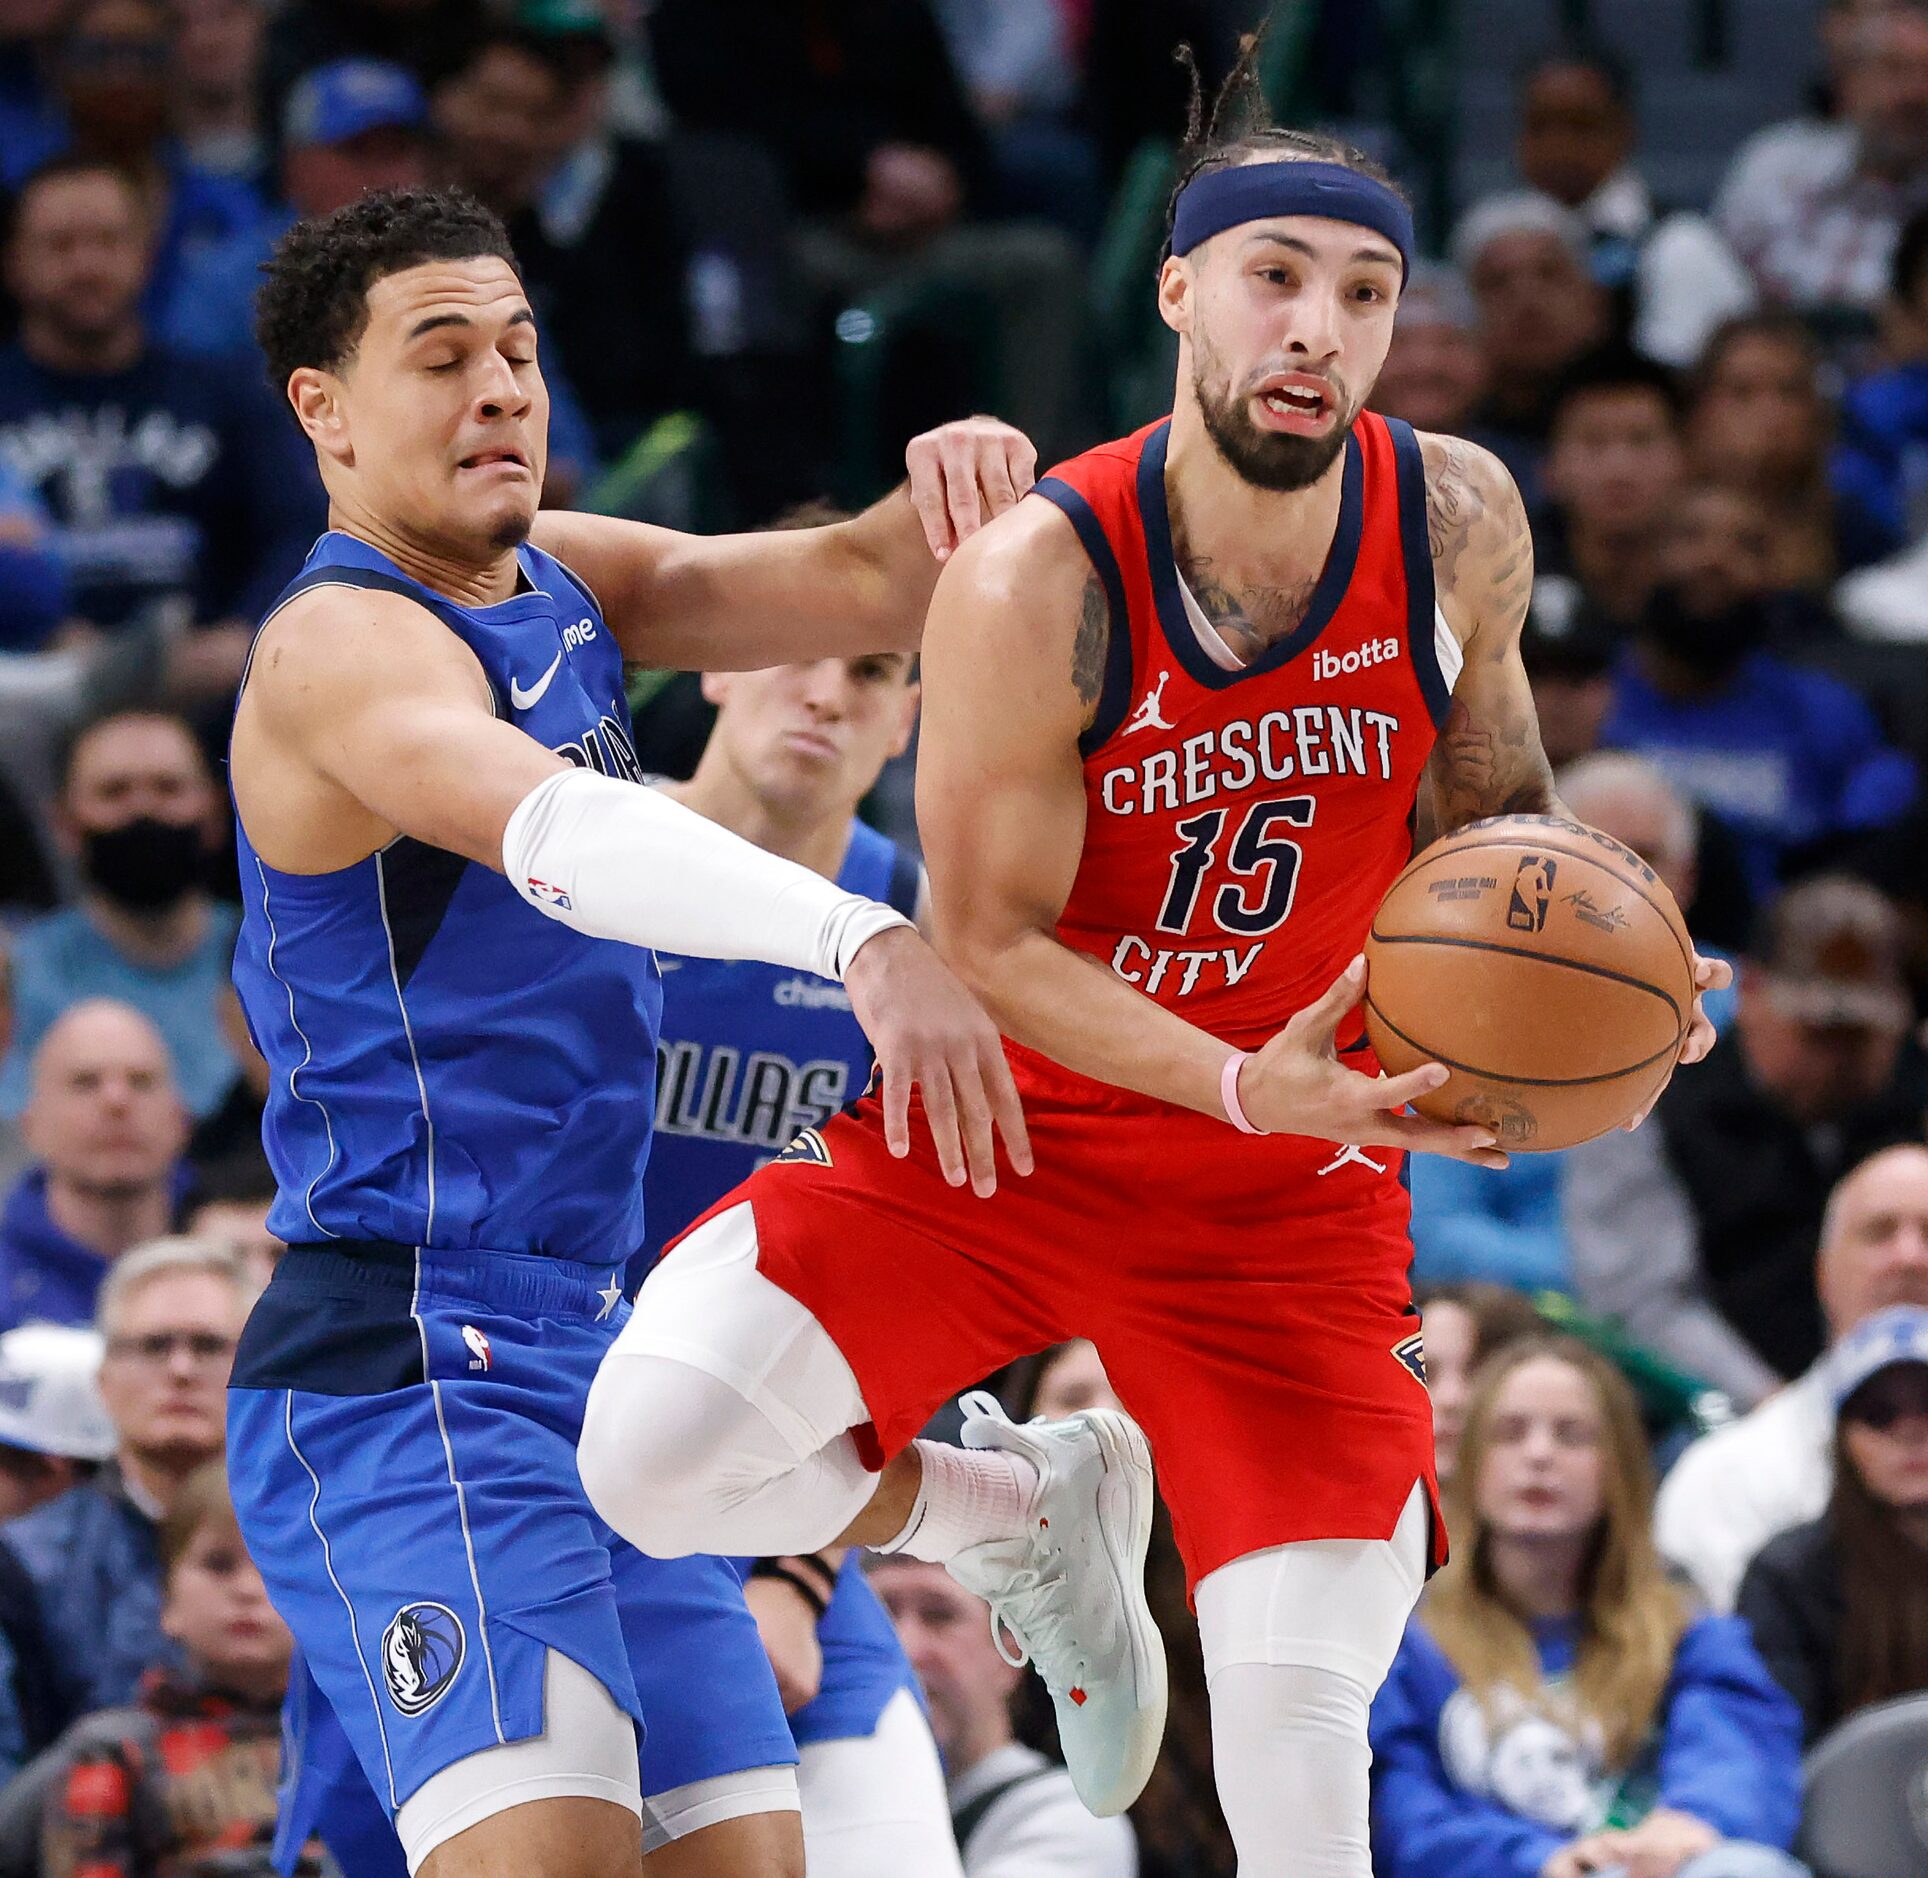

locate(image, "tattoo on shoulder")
(1072, 573), (1107, 707)
(1424, 437), (1534, 654)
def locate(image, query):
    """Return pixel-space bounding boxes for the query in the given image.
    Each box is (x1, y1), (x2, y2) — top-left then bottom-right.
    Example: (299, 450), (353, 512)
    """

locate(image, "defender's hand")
(844, 927), (1033, 1196)
(906, 416), (1039, 561)
(744, 1574), (824, 1715)
(1624, 949), (1732, 1130)
(1238, 956), (1509, 1168)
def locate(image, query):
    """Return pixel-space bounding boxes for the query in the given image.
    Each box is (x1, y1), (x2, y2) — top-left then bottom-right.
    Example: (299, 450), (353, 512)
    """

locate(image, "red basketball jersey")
(1032, 411), (1455, 1055)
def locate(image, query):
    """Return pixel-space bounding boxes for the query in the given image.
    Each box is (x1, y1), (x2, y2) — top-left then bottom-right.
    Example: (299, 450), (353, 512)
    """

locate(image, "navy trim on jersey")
(1137, 417), (1364, 691)
(1030, 477), (1134, 756)
(884, 846), (921, 918)
(1389, 418), (1451, 729)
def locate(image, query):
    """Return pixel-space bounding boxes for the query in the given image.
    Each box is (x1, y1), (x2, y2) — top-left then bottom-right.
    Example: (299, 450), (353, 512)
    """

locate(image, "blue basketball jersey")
(232, 531), (663, 1266)
(637, 817), (919, 1271)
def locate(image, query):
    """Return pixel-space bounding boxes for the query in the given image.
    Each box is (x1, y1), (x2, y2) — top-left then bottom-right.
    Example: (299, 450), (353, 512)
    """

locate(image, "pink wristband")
(1221, 1050), (1264, 1134)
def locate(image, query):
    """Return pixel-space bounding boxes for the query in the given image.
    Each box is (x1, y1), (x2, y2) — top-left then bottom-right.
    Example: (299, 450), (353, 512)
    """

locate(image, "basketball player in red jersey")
(580, 91), (1730, 1878)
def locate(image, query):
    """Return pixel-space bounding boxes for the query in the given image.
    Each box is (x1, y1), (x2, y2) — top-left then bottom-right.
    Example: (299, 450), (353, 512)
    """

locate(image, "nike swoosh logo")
(509, 651), (564, 712)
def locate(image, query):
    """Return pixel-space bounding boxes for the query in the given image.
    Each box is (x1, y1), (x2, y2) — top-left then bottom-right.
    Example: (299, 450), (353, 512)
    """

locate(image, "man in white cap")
(0, 1321), (114, 1521)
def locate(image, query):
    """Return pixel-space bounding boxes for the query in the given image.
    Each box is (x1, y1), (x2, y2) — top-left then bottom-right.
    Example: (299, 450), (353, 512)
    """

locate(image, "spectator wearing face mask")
(0, 711), (239, 1125)
(1601, 563), (1917, 899)
(1511, 43), (1754, 370)
(1567, 878), (1928, 1409)
(0, 1002), (192, 1333)
(1717, 1), (1928, 318)
(1736, 1305), (1928, 1745)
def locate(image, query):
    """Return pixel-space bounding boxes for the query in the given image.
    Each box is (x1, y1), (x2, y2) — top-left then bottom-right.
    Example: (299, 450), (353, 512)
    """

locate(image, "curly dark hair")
(254, 187), (519, 395)
(1162, 35), (1405, 262)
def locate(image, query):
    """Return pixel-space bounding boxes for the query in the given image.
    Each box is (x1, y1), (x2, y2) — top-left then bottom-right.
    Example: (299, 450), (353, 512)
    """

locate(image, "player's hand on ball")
(1241, 956), (1510, 1167)
(844, 927), (1033, 1196)
(744, 1573), (825, 1715)
(1623, 948), (1733, 1130)
(905, 415), (1039, 561)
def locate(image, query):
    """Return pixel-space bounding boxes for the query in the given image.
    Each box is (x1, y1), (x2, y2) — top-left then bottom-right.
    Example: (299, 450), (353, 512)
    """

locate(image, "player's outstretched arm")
(918, 505), (1507, 1165)
(529, 417), (1037, 672)
(1418, 432), (1727, 1096)
(239, 588), (1029, 1193)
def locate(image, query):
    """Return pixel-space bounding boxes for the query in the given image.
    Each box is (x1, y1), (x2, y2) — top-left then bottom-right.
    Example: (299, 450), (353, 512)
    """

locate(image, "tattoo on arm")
(1072, 573), (1107, 708)
(1422, 436), (1557, 832)
(1425, 437), (1536, 652)
(1431, 695), (1556, 832)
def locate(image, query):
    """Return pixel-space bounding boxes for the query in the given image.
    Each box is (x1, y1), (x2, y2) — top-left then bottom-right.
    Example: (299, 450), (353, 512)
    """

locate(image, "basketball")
(1363, 815), (1697, 1152)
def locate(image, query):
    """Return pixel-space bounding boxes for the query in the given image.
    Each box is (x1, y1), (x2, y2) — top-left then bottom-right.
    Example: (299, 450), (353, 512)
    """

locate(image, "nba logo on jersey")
(381, 1602), (466, 1717)
(525, 877), (573, 911)
(462, 1325), (492, 1372)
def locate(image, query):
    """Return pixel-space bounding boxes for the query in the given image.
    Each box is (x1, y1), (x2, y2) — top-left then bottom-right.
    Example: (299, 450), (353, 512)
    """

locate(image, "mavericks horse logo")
(382, 1602), (466, 1717)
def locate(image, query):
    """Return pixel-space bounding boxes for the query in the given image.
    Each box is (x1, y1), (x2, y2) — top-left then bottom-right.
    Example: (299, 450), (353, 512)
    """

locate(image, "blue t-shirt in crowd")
(0, 457), (67, 650)
(0, 1163), (194, 1332)
(0, 344), (323, 630)
(1603, 652), (1917, 894)
(0, 902), (242, 1120)
(0, 1471), (183, 1731)
(1369, 1612), (1803, 1878)
(1836, 361), (1928, 549)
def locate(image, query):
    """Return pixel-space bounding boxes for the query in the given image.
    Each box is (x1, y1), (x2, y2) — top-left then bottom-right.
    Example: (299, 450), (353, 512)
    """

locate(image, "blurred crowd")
(0, 0), (1922, 1873)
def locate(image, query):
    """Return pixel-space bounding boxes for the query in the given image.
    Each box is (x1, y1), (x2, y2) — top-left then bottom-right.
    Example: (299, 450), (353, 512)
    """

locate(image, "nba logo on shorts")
(382, 1602), (466, 1717)
(462, 1324), (492, 1372)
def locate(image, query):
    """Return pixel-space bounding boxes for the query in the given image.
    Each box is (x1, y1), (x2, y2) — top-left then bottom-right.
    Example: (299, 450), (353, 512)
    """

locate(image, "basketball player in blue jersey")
(216, 185), (1108, 1878)
(642, 629), (959, 1878)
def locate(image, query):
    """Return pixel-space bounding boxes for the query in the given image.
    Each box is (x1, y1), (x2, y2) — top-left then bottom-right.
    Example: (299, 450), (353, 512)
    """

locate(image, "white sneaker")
(945, 1390), (1167, 1817)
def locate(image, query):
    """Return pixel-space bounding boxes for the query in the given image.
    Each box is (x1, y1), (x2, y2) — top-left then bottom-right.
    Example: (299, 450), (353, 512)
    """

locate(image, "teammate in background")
(581, 56), (1730, 1878)
(641, 606), (958, 1877)
(220, 184), (1055, 1878)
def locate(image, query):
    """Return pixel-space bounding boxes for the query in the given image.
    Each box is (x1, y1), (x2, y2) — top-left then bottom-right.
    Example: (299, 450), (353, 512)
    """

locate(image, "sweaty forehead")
(363, 257), (530, 338)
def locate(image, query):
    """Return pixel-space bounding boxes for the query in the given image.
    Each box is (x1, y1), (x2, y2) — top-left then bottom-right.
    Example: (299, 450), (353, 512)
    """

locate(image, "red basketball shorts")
(678, 1045), (1445, 1594)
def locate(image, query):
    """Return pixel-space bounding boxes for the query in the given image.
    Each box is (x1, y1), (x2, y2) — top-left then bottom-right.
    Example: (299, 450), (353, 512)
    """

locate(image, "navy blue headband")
(1171, 160), (1413, 280)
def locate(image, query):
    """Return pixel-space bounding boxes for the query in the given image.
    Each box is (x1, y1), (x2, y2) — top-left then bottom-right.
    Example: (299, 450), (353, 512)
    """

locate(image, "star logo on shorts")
(595, 1275), (623, 1321)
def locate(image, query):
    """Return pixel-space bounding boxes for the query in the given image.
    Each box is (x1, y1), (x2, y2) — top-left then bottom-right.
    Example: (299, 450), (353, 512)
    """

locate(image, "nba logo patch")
(1392, 1332), (1427, 1388)
(381, 1602), (466, 1717)
(775, 1128), (833, 1168)
(461, 1325), (491, 1372)
(525, 877), (572, 911)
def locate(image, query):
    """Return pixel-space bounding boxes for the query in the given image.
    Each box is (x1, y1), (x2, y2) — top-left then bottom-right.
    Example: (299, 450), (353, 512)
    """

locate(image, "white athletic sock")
(878, 1439), (1039, 1561)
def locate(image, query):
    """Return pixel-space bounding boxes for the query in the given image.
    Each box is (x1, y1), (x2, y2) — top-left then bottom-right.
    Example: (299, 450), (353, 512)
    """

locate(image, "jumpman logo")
(1317, 1144), (1387, 1176)
(1125, 671), (1174, 735)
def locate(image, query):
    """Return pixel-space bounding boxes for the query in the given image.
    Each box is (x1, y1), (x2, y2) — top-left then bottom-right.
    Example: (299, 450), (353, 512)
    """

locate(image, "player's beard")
(1193, 344), (1357, 493)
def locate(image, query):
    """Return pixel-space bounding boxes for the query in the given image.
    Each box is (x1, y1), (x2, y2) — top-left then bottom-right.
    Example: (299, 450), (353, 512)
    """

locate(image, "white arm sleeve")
(500, 767), (910, 980)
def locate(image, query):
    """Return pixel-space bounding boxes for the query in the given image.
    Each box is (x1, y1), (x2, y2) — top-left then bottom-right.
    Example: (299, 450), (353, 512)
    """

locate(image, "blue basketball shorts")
(227, 1243), (796, 1820)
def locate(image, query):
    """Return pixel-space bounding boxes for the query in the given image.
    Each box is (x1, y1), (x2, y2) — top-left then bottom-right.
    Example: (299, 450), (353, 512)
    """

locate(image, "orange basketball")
(1362, 815), (1696, 1152)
